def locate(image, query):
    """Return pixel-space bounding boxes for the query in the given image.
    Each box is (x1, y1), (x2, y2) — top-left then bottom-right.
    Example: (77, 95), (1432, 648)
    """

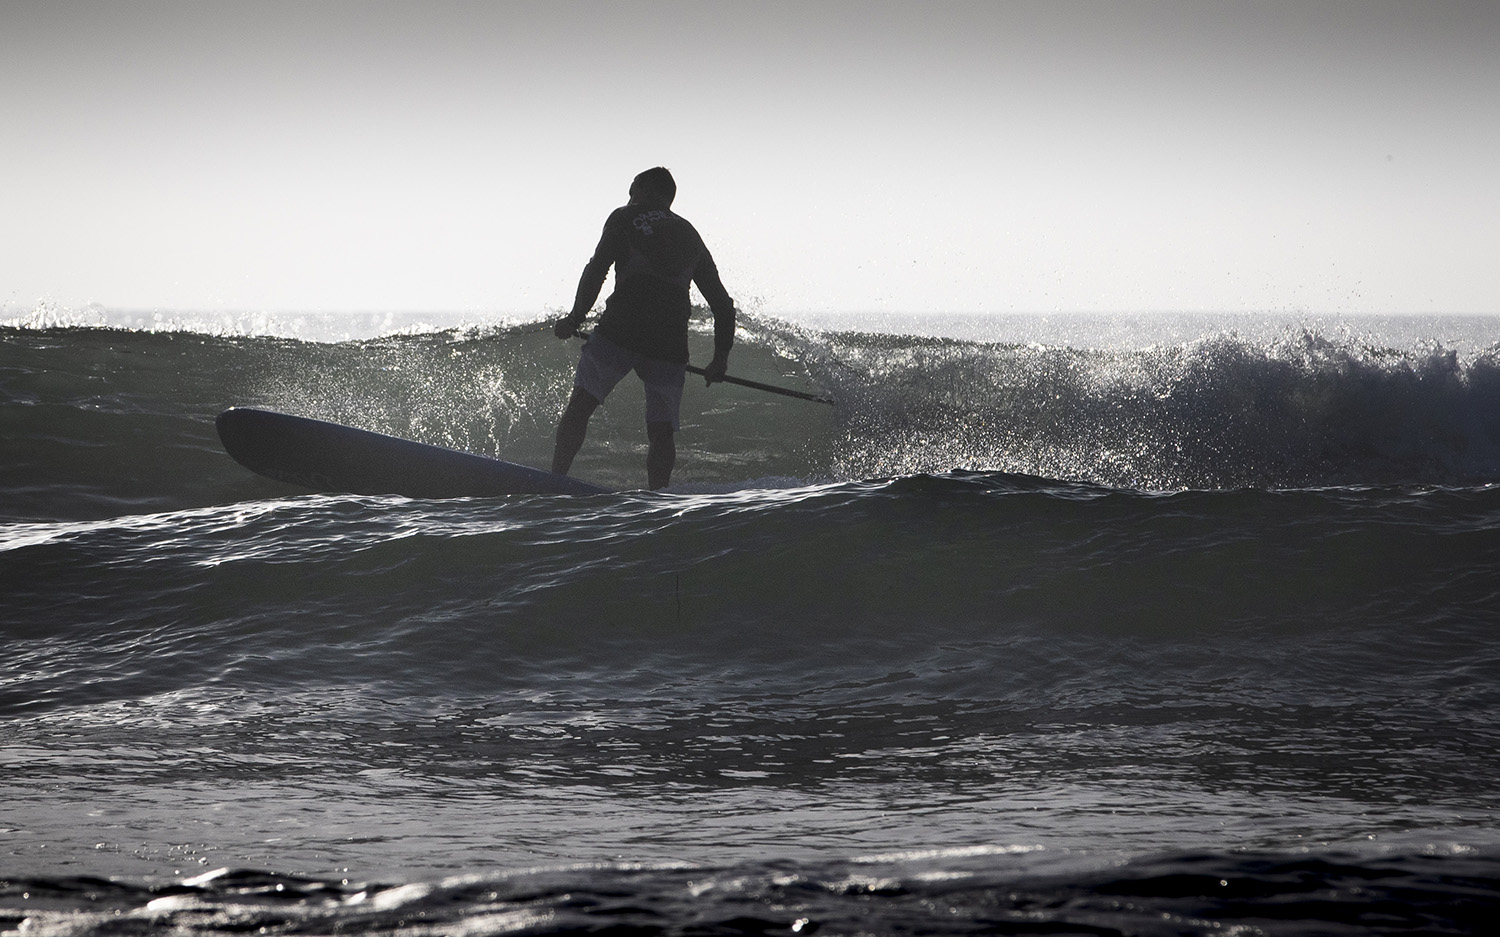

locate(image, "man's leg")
(638, 356), (685, 491)
(552, 387), (600, 476)
(646, 420), (675, 490)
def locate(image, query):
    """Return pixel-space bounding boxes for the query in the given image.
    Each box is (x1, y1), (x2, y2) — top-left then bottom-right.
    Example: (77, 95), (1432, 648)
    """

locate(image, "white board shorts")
(574, 331), (687, 429)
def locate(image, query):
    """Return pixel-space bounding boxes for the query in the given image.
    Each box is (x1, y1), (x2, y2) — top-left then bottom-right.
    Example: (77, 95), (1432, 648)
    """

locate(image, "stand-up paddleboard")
(216, 407), (610, 497)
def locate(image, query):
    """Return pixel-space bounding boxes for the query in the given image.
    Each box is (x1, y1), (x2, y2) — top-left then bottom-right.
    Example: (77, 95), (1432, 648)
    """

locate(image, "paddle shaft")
(573, 329), (834, 405)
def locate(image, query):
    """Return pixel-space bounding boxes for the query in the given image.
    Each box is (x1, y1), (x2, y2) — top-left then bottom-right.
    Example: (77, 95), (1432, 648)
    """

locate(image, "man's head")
(629, 167), (676, 208)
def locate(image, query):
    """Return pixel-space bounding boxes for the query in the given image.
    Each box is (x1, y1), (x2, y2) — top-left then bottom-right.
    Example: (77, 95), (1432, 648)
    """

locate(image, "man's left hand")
(702, 354), (728, 385)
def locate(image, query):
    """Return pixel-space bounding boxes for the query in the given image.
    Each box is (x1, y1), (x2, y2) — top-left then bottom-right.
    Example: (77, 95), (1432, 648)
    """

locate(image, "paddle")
(572, 329), (834, 405)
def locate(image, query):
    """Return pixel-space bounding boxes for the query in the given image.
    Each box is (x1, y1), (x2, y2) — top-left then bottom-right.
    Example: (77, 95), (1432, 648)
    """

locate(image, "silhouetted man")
(552, 167), (736, 489)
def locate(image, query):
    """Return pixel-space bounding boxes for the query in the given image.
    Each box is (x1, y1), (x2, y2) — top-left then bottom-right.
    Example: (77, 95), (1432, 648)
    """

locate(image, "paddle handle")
(572, 329), (834, 405)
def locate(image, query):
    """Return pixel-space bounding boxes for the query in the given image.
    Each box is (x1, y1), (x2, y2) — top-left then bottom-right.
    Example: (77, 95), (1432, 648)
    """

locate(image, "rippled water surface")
(4, 313), (1500, 932)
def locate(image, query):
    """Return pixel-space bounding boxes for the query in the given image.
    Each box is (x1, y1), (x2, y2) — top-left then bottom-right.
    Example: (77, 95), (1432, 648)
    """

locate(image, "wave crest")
(811, 325), (1500, 488)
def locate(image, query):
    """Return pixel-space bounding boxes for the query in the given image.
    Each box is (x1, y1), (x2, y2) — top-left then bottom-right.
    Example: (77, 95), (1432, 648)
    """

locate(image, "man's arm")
(693, 252), (736, 383)
(555, 216), (619, 338)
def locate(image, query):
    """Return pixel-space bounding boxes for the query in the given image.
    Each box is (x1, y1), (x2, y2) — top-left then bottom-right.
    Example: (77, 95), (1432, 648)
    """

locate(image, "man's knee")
(561, 387), (601, 424)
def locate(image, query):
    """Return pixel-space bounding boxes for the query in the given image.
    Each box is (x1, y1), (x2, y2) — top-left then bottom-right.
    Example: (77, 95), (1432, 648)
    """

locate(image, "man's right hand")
(554, 315), (582, 339)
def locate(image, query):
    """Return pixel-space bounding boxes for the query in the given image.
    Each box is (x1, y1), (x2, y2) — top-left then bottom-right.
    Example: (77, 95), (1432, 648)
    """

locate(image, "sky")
(4, 0), (1498, 319)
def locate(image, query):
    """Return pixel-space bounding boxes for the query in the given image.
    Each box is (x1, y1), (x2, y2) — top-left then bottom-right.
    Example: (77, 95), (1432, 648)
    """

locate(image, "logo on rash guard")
(632, 210), (670, 235)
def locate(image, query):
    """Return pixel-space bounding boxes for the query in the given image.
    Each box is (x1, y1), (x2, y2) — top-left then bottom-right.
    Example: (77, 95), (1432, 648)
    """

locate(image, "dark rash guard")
(569, 204), (735, 364)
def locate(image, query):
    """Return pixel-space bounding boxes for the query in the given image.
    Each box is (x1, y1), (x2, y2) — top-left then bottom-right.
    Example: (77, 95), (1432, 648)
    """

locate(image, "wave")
(5, 847), (1498, 936)
(5, 476), (1499, 720)
(3, 314), (1500, 524)
(808, 324), (1500, 488)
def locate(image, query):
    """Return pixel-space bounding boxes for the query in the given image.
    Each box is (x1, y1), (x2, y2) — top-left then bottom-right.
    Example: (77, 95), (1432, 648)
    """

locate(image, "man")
(551, 167), (737, 490)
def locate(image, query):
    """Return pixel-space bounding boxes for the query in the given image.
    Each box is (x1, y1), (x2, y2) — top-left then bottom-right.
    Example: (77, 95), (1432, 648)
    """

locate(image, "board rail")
(216, 407), (610, 497)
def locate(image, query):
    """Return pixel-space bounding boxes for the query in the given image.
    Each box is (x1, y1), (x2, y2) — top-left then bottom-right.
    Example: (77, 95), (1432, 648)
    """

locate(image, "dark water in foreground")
(4, 313), (1500, 933)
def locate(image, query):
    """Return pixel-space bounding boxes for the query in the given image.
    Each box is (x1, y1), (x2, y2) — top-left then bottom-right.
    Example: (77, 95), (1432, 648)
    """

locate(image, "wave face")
(5, 316), (1500, 523)
(4, 313), (1500, 934)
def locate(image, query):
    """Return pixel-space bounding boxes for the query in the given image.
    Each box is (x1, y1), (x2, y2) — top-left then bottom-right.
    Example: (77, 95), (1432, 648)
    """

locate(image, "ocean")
(4, 307), (1500, 935)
